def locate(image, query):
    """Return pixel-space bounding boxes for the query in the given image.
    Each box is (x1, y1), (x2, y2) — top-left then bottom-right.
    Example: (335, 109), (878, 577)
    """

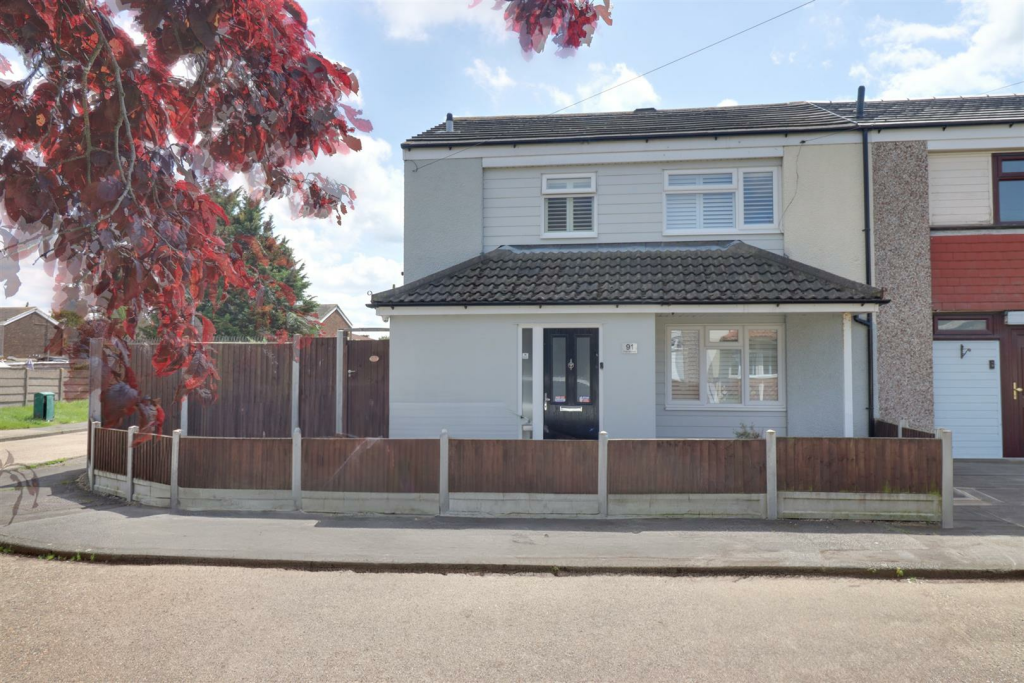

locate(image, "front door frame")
(518, 323), (603, 440)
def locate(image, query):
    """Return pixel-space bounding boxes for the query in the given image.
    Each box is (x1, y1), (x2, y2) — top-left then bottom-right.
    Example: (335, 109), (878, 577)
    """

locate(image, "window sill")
(664, 404), (786, 412)
(662, 228), (781, 237)
(540, 232), (598, 240)
(931, 223), (1024, 232)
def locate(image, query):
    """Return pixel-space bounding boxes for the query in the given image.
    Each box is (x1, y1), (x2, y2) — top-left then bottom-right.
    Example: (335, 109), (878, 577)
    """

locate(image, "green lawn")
(0, 400), (90, 431)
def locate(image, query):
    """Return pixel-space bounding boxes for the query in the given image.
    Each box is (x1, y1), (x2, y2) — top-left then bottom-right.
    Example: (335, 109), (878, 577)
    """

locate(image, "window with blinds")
(666, 325), (784, 408)
(664, 168), (777, 233)
(542, 174), (596, 235)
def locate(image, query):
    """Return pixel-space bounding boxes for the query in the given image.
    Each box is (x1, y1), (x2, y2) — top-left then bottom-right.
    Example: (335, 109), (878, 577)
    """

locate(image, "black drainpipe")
(856, 85), (876, 436)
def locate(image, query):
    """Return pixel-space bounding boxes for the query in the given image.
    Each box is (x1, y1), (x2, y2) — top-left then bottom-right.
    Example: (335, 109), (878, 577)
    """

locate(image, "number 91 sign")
(621, 342), (638, 354)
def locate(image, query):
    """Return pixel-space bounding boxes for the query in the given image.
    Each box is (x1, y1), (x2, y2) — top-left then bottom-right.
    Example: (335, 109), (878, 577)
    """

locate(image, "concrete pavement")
(1, 459), (1022, 577)
(2, 555), (1022, 682)
(0, 431), (88, 465)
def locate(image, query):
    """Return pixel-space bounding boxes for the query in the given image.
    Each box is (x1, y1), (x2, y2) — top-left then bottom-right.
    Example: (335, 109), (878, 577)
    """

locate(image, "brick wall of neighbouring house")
(1, 313), (57, 358)
(872, 140), (934, 430)
(319, 310), (352, 337)
(932, 234), (1024, 311)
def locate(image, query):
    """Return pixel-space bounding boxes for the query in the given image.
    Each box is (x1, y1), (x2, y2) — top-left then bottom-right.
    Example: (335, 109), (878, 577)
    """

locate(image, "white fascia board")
(1, 309), (59, 326)
(403, 131), (861, 163)
(864, 123), (1022, 148)
(375, 303), (881, 316)
(482, 146), (786, 169)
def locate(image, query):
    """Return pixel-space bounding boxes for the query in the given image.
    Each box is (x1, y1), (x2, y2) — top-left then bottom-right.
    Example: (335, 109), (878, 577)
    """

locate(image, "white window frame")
(541, 173), (598, 239)
(662, 168), (780, 235)
(665, 324), (786, 411)
(737, 167), (780, 230)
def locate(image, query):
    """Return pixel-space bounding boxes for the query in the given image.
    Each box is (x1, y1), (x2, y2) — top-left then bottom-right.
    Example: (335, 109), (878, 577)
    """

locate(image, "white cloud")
(770, 50), (797, 65)
(263, 135), (405, 327)
(850, 0), (1024, 98)
(465, 58), (516, 93)
(372, 0), (506, 42)
(717, 98), (739, 107)
(544, 63), (659, 113)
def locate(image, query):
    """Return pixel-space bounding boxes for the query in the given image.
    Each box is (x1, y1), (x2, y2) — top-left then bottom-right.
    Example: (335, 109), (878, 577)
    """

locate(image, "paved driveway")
(954, 459), (1024, 532)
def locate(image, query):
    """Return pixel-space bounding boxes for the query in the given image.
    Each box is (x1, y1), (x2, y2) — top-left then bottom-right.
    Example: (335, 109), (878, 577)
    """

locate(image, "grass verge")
(0, 400), (89, 431)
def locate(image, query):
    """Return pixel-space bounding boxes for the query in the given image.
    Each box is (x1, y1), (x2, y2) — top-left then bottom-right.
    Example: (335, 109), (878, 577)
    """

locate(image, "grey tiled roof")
(370, 242), (886, 308)
(403, 95), (1024, 148)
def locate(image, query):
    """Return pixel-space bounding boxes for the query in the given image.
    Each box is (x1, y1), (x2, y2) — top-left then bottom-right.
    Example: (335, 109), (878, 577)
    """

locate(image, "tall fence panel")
(187, 344), (293, 437)
(119, 344), (183, 434)
(93, 427), (128, 476)
(299, 337), (338, 437)
(302, 438), (438, 493)
(178, 436), (292, 490)
(132, 435), (173, 485)
(608, 439), (766, 495)
(0, 367), (68, 407)
(449, 439), (597, 494)
(777, 438), (941, 494)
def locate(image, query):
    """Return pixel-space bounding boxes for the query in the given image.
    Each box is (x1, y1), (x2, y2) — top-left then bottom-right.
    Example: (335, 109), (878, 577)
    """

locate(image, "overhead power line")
(413, 0), (817, 172)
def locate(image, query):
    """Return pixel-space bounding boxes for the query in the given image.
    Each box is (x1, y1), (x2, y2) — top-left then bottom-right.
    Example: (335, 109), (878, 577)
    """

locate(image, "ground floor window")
(667, 324), (784, 409)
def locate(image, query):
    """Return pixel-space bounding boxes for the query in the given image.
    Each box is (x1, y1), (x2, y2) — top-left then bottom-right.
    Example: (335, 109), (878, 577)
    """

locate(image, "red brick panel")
(931, 234), (1024, 311)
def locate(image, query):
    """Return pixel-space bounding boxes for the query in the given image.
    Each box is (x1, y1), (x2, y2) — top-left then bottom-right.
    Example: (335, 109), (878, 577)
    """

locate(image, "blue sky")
(4, 0), (1022, 328)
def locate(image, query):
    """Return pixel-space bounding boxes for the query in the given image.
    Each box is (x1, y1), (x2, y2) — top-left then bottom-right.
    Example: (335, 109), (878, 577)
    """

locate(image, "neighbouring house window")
(933, 315), (993, 337)
(664, 168), (778, 233)
(542, 174), (596, 235)
(993, 153), (1024, 224)
(667, 325), (785, 409)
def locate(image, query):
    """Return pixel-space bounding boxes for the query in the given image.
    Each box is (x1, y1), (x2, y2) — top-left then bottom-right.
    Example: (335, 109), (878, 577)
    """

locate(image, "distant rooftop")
(403, 94), (1024, 149)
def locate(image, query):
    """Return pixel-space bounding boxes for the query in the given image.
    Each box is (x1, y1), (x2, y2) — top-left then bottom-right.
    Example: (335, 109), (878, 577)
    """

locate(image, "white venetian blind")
(742, 171), (775, 225)
(669, 329), (700, 402)
(572, 196), (594, 231)
(545, 196), (568, 232)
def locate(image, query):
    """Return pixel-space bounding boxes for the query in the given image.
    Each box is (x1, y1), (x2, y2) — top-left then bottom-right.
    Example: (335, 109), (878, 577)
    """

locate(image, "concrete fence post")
(179, 395), (189, 436)
(765, 430), (778, 520)
(57, 367), (65, 401)
(170, 429), (181, 511)
(87, 338), (102, 426)
(939, 428), (953, 529)
(126, 425), (138, 503)
(22, 367), (29, 406)
(439, 429), (449, 515)
(88, 420), (99, 490)
(898, 418), (906, 438)
(597, 432), (609, 517)
(292, 427), (302, 511)
(291, 335), (301, 434)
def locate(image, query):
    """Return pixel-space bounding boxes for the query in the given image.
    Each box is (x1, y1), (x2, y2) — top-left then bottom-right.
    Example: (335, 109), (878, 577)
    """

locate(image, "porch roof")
(370, 242), (886, 309)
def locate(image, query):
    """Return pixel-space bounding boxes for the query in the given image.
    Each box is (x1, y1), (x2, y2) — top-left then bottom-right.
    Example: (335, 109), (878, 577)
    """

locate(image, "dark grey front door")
(543, 328), (599, 440)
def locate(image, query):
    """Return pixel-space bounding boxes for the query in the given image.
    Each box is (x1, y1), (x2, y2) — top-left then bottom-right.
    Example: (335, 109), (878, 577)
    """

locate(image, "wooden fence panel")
(133, 435), (173, 485)
(302, 438), (438, 493)
(0, 367), (67, 407)
(187, 343), (292, 437)
(607, 439), (766, 494)
(299, 337), (337, 437)
(777, 438), (941, 494)
(93, 427), (128, 476)
(178, 437), (292, 490)
(449, 439), (597, 494)
(119, 344), (183, 435)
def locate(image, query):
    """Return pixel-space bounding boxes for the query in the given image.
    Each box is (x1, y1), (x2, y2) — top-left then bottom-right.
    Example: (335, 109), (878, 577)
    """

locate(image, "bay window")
(664, 167), (778, 233)
(667, 325), (784, 409)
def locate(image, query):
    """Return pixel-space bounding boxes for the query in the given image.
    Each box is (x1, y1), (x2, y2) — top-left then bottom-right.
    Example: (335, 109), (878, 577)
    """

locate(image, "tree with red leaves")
(0, 0), (370, 436)
(478, 0), (613, 55)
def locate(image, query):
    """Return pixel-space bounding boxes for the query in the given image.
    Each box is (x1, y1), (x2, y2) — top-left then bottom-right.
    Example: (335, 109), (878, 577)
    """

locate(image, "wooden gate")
(345, 338), (389, 437)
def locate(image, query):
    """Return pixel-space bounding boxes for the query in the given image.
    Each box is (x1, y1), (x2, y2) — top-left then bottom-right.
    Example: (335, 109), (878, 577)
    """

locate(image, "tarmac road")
(1, 555), (1021, 682)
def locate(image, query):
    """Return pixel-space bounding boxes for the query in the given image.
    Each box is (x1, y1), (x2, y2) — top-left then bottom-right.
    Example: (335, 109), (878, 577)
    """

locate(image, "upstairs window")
(542, 174), (596, 235)
(994, 153), (1024, 224)
(664, 168), (778, 233)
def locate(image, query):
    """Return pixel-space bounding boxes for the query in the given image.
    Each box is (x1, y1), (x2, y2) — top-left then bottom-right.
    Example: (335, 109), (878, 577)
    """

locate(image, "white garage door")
(933, 340), (1003, 459)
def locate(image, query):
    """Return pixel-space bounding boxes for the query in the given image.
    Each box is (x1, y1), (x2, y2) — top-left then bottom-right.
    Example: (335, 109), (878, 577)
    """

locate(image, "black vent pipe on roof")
(445, 112), (454, 133)
(856, 85), (866, 119)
